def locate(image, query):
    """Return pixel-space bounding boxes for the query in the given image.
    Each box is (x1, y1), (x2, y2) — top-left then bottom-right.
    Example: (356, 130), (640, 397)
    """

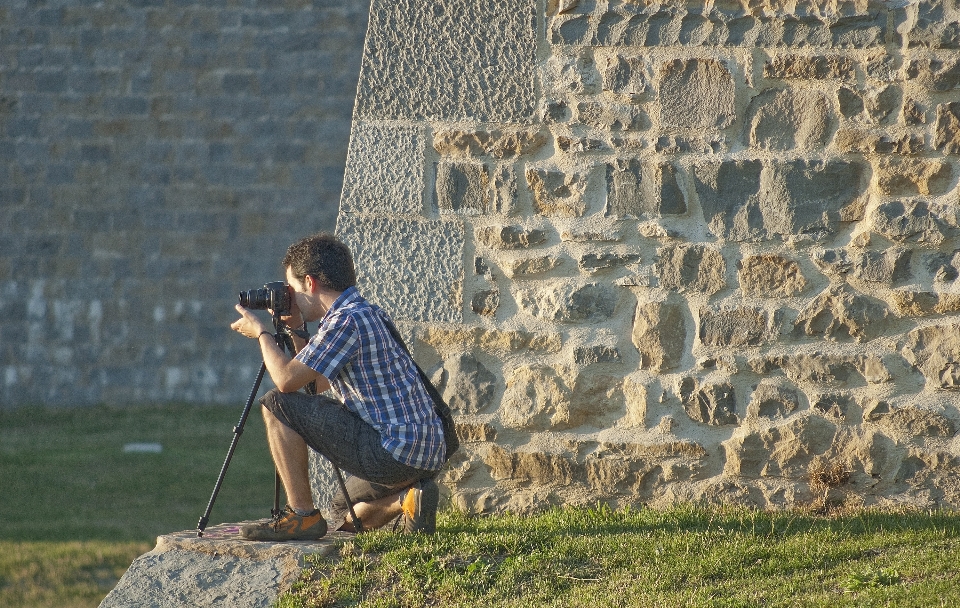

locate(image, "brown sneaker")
(240, 506), (327, 541)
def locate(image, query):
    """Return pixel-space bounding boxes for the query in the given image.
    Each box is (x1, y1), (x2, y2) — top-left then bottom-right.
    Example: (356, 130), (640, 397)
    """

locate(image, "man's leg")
(259, 388), (437, 531)
(339, 492), (404, 532)
(262, 405), (314, 512)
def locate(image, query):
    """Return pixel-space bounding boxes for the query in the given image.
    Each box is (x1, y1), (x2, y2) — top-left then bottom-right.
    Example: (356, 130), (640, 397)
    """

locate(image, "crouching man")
(230, 233), (446, 540)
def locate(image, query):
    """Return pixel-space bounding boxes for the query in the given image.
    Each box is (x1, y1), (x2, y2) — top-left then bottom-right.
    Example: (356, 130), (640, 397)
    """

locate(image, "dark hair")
(282, 233), (356, 292)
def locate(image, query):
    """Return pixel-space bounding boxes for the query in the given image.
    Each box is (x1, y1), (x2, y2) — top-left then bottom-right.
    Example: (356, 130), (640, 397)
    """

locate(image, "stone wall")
(337, 0), (960, 513)
(0, 0), (369, 406)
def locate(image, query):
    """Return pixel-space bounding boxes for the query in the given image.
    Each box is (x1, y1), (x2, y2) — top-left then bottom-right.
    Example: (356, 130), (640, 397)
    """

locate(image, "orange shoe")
(400, 478), (439, 534)
(240, 505), (327, 541)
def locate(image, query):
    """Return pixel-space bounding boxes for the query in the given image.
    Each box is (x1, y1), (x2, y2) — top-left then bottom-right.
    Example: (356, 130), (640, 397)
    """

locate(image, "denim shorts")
(260, 388), (434, 517)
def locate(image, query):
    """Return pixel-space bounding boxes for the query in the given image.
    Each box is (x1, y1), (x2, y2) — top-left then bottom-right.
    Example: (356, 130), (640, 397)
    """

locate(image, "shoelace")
(271, 508), (289, 531)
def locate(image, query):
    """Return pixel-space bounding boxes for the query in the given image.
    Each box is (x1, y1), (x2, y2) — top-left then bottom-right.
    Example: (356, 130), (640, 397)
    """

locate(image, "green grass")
(0, 403), (278, 607)
(279, 505), (960, 608)
(6, 405), (960, 608)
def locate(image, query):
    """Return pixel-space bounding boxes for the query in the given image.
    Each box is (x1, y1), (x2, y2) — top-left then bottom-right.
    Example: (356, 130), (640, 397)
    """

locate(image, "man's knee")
(260, 388), (296, 430)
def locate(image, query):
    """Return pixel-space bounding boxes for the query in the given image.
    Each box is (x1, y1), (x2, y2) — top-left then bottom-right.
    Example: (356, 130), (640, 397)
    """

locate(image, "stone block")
(902, 98), (927, 125)
(698, 306), (771, 348)
(794, 284), (890, 342)
(866, 85), (901, 124)
(837, 86), (864, 118)
(599, 53), (648, 97)
(340, 122), (425, 214)
(657, 58), (736, 131)
(874, 157), (953, 196)
(738, 254), (806, 297)
(905, 58), (960, 92)
(830, 12), (886, 47)
(810, 248), (857, 276)
(743, 88), (833, 151)
(491, 164), (519, 215)
(437, 352), (497, 415)
(763, 54), (857, 80)
(355, 0), (537, 122)
(723, 414), (838, 478)
(679, 377), (738, 426)
(573, 344), (622, 365)
(812, 393), (858, 422)
(850, 248), (912, 285)
(632, 299), (686, 372)
(433, 128), (547, 159)
(514, 281), (618, 323)
(476, 224), (547, 250)
(577, 251), (641, 274)
(526, 167), (588, 217)
(547, 50), (601, 95)
(471, 289), (499, 317)
(902, 323), (960, 389)
(337, 215), (464, 323)
(871, 200), (949, 245)
(621, 376), (647, 426)
(935, 102), (960, 153)
(875, 406), (956, 438)
(605, 159), (686, 219)
(435, 161), (490, 215)
(499, 366), (622, 431)
(455, 421), (497, 443)
(654, 243), (725, 295)
(485, 444), (576, 485)
(576, 100), (647, 131)
(751, 353), (868, 387)
(418, 326), (562, 353)
(746, 380), (800, 420)
(834, 129), (925, 155)
(693, 159), (866, 241)
(907, 0), (960, 48)
(503, 255), (563, 278)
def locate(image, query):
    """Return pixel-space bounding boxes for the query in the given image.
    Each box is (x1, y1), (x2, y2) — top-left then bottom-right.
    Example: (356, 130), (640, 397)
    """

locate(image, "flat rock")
(100, 524), (349, 608)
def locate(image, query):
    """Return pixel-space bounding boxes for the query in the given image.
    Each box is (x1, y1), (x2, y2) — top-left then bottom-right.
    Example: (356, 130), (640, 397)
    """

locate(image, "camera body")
(239, 281), (291, 315)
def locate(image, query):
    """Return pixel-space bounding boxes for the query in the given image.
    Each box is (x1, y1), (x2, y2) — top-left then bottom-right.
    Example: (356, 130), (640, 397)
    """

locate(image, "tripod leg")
(273, 469), (282, 516)
(333, 465), (363, 532)
(197, 362), (266, 537)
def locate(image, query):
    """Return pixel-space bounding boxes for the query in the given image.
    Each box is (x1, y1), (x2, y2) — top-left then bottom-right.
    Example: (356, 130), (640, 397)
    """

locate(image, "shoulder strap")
(380, 317), (460, 462)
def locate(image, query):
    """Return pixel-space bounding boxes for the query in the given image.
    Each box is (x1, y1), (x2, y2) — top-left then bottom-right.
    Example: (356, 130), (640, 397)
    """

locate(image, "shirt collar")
(320, 286), (360, 323)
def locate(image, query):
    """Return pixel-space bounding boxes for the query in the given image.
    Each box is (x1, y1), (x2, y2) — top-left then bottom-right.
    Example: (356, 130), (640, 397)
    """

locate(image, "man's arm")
(232, 304), (332, 393)
(256, 332), (332, 393)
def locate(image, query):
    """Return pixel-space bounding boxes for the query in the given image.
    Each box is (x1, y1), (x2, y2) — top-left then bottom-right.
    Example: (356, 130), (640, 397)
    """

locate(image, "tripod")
(196, 311), (362, 537)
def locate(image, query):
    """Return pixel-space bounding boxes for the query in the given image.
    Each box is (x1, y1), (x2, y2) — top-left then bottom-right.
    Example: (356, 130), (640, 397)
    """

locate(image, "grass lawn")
(0, 403), (278, 607)
(281, 505), (960, 608)
(5, 405), (960, 608)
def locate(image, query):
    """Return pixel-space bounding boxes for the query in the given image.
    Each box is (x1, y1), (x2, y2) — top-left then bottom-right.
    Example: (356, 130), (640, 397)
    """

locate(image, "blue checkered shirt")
(294, 287), (446, 471)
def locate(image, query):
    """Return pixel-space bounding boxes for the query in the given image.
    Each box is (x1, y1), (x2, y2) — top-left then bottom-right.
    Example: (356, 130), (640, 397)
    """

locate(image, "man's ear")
(303, 274), (318, 294)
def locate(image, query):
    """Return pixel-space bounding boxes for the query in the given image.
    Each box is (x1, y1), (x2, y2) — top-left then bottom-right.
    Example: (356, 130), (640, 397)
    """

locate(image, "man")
(230, 233), (446, 540)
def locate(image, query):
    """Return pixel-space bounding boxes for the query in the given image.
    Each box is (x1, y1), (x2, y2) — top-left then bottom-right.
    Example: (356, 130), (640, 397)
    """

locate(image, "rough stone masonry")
(333, 0), (960, 513)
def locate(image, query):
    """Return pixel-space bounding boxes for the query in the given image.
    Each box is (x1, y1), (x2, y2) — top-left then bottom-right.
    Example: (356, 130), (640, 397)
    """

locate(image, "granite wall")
(0, 0), (369, 406)
(336, 0), (960, 513)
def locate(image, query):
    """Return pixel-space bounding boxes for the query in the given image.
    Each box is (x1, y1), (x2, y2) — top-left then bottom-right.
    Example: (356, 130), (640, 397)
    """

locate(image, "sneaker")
(240, 505), (327, 541)
(399, 478), (439, 534)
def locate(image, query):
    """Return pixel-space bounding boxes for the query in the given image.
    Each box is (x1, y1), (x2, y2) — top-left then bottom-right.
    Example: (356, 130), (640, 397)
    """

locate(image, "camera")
(238, 281), (291, 315)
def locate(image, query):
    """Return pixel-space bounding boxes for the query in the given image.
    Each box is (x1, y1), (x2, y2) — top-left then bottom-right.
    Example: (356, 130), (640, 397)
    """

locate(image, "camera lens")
(238, 288), (271, 310)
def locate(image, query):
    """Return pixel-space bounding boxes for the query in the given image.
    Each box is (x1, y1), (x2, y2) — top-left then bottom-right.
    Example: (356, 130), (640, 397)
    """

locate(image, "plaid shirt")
(294, 287), (445, 471)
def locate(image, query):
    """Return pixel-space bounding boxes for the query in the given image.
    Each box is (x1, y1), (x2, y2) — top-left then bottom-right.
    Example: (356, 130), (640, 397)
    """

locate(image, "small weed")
(842, 567), (902, 593)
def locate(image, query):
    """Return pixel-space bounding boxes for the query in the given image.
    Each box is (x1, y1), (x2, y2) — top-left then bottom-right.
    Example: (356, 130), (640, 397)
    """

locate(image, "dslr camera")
(238, 281), (290, 315)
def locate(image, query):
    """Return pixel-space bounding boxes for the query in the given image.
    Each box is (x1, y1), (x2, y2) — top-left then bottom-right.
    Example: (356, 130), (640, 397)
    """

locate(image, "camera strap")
(381, 318), (460, 463)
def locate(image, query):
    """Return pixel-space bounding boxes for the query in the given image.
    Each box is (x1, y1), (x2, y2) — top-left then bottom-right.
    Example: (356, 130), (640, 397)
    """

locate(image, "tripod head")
(272, 312), (297, 355)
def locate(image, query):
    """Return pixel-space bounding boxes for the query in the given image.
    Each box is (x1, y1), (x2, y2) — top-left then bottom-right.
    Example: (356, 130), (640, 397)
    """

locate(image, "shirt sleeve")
(295, 316), (360, 380)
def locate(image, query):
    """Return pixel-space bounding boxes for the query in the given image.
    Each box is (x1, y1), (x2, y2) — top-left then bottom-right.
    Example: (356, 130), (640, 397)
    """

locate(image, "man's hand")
(280, 285), (306, 329)
(231, 305), (270, 339)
